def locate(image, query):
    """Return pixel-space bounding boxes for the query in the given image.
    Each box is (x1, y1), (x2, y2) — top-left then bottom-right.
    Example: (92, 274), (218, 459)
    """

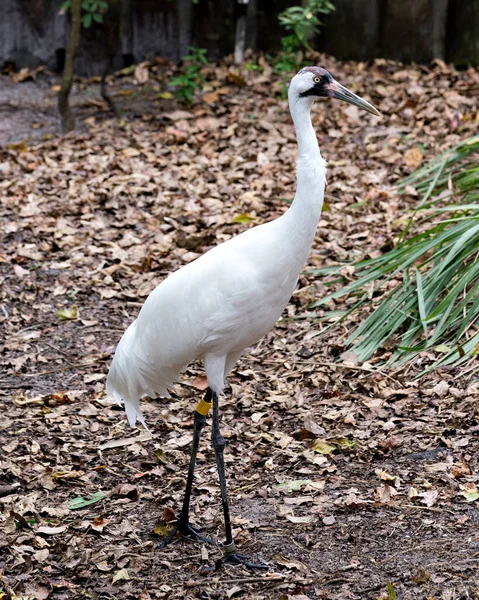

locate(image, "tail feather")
(106, 320), (178, 429)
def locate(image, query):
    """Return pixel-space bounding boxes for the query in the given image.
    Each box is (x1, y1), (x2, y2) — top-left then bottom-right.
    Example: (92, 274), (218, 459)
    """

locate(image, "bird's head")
(289, 66), (380, 117)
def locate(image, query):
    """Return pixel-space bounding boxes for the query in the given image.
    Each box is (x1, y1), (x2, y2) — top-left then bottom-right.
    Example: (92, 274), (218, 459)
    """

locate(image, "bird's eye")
(314, 76), (321, 84)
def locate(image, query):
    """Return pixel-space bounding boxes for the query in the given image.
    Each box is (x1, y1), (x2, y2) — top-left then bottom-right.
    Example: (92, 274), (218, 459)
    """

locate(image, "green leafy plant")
(273, 1), (334, 97)
(278, 0), (335, 52)
(61, 0), (109, 28)
(269, 36), (304, 100)
(244, 60), (263, 73)
(308, 136), (479, 373)
(385, 581), (397, 600)
(272, 35), (301, 75)
(169, 47), (209, 104)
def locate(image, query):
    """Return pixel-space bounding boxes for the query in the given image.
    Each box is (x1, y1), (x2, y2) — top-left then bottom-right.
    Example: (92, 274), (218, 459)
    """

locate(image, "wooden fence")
(1, 0), (477, 77)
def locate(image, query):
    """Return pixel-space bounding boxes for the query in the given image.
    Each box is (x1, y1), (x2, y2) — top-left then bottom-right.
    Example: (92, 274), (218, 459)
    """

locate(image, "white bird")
(106, 66), (379, 568)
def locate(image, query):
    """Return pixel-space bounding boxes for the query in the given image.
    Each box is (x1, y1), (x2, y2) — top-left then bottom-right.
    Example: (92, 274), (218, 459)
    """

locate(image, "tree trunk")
(245, 0), (257, 52)
(58, 0), (81, 133)
(100, 0), (121, 116)
(447, 0), (479, 66)
(432, 0), (448, 59)
(121, 0), (134, 65)
(234, 0), (248, 65)
(177, 0), (192, 59)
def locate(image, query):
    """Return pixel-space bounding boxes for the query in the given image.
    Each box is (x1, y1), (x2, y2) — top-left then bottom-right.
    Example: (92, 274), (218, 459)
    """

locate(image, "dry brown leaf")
(272, 554), (307, 570)
(285, 514), (314, 524)
(134, 63), (149, 84)
(203, 92), (219, 104)
(191, 375), (209, 390)
(122, 147), (141, 158)
(322, 515), (336, 525)
(420, 489), (439, 507)
(404, 146), (423, 169)
(163, 506), (176, 523)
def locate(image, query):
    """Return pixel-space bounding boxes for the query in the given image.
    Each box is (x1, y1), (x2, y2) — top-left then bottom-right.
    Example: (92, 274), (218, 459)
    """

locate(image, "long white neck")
(280, 92), (327, 264)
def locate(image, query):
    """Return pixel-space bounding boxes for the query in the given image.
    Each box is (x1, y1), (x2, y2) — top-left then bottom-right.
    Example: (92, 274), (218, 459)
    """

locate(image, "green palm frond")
(309, 136), (479, 372)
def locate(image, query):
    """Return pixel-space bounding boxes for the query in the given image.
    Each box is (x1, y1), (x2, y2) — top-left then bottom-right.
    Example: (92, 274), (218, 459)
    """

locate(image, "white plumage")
(107, 67), (379, 427)
(106, 178), (324, 425)
(106, 66), (379, 566)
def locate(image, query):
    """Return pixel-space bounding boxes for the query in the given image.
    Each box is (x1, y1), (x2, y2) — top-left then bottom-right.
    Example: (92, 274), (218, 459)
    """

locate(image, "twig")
(42, 340), (73, 358)
(401, 503), (455, 514)
(359, 580), (401, 594)
(231, 482), (258, 494)
(99, 433), (153, 451)
(336, 564), (357, 573)
(19, 359), (104, 377)
(168, 553), (203, 562)
(0, 383), (35, 390)
(322, 577), (350, 587)
(9, 325), (41, 336)
(185, 575), (285, 587)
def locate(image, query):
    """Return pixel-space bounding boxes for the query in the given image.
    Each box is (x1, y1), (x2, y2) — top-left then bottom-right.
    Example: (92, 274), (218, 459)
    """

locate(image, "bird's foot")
(220, 542), (268, 570)
(160, 519), (214, 548)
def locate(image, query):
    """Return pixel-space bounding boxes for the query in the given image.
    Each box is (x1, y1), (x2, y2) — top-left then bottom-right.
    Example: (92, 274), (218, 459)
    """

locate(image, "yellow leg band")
(196, 397), (212, 416)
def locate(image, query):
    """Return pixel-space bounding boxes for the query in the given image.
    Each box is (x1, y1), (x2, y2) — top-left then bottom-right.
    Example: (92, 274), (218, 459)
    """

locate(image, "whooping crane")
(106, 66), (380, 568)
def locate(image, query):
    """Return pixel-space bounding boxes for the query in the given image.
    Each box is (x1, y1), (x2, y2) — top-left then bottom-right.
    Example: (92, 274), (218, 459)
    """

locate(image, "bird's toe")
(179, 522), (215, 545)
(221, 551), (268, 570)
(160, 520), (214, 548)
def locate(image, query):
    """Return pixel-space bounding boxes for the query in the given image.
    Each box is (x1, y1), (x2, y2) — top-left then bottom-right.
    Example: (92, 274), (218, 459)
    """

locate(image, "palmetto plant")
(309, 136), (479, 373)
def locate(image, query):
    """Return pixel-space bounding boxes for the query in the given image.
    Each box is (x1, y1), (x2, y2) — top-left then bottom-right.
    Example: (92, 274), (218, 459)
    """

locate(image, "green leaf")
(310, 440), (335, 454)
(66, 491), (106, 510)
(55, 306), (80, 321)
(230, 213), (255, 224)
(331, 438), (356, 450)
(112, 568), (130, 583)
(434, 344), (453, 353)
(386, 580), (397, 600)
(278, 0), (334, 51)
(93, 12), (103, 23)
(462, 490), (479, 502)
(274, 479), (311, 492)
(119, 65), (135, 76)
(155, 448), (168, 464)
(460, 485), (479, 502)
(415, 268), (428, 339)
(82, 12), (92, 28)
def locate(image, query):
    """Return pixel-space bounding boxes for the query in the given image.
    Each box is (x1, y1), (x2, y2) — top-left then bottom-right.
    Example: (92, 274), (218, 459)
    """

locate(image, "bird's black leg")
(160, 389), (214, 548)
(211, 390), (267, 569)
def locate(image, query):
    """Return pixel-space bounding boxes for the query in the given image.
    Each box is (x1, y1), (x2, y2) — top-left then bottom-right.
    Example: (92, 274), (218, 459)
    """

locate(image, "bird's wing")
(107, 219), (298, 426)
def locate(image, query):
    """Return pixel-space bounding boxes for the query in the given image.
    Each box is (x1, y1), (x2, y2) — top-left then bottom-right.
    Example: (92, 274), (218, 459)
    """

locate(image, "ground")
(0, 56), (478, 600)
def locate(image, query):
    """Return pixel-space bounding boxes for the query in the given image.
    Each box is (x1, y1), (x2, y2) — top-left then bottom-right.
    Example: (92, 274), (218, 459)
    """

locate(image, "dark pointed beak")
(329, 80), (381, 117)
